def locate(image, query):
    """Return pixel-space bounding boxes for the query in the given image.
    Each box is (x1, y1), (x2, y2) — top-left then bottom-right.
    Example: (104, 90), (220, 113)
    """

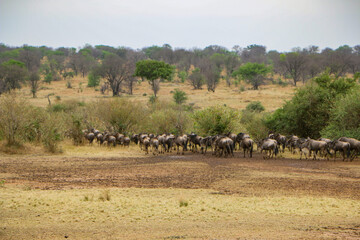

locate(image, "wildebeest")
(269, 133), (287, 153)
(214, 136), (234, 157)
(286, 135), (299, 153)
(131, 134), (139, 145)
(227, 132), (237, 150)
(83, 130), (95, 144)
(139, 133), (149, 150)
(258, 138), (278, 159)
(295, 138), (309, 160)
(95, 133), (104, 145)
(174, 135), (187, 155)
(328, 140), (351, 161)
(122, 136), (130, 146)
(303, 138), (330, 160)
(188, 133), (203, 153)
(150, 137), (159, 155)
(164, 134), (175, 152)
(200, 136), (213, 154)
(103, 133), (116, 147)
(115, 133), (125, 145)
(236, 133), (253, 158)
(142, 136), (151, 154)
(156, 134), (167, 153)
(338, 137), (360, 160)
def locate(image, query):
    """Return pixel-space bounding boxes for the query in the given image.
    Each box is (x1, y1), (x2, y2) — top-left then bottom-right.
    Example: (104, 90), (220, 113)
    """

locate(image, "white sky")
(0, 0), (359, 51)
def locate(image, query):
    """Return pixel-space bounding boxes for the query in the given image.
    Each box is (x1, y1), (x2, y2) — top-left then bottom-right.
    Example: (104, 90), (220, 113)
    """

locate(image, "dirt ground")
(1, 152), (360, 197)
(1, 151), (360, 239)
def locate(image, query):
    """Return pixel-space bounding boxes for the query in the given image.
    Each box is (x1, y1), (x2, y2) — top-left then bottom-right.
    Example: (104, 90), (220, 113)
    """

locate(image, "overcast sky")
(1, 0), (359, 51)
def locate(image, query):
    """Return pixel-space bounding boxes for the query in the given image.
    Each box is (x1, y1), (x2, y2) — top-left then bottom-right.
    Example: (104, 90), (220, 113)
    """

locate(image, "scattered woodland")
(0, 43), (359, 153)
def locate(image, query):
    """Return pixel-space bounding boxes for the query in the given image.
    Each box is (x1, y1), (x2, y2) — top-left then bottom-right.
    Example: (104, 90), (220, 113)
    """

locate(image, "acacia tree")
(28, 71), (40, 98)
(19, 45), (42, 72)
(94, 54), (132, 96)
(232, 62), (271, 90)
(0, 60), (28, 94)
(188, 67), (205, 89)
(280, 51), (307, 86)
(134, 59), (173, 97)
(198, 58), (220, 92)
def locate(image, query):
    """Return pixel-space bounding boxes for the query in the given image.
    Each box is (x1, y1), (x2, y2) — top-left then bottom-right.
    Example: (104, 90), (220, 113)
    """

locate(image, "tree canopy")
(233, 62), (271, 90)
(134, 59), (173, 97)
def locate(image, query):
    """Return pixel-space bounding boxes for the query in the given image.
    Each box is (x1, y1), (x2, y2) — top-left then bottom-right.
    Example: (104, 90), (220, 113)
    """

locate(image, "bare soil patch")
(1, 152), (359, 199)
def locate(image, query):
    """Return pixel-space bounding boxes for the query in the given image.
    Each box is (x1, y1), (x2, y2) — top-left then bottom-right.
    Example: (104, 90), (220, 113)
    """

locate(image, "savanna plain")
(1, 78), (359, 239)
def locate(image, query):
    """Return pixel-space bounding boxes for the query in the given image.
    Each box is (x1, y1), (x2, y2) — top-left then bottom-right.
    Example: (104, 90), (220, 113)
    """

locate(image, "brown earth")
(1, 152), (359, 199)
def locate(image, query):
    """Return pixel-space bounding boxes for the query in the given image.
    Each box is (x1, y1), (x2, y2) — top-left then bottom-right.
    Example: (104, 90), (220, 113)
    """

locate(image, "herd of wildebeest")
(82, 129), (360, 161)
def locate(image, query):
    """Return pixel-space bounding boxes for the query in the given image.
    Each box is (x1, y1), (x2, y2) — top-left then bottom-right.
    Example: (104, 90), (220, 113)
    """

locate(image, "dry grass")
(1, 187), (359, 240)
(16, 75), (296, 111)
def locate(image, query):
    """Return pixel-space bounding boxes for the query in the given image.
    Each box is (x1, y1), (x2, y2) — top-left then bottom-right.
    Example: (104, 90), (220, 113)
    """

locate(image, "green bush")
(173, 89), (187, 105)
(245, 101), (265, 112)
(93, 98), (147, 133)
(149, 95), (157, 104)
(177, 71), (187, 83)
(265, 73), (358, 138)
(0, 93), (32, 146)
(145, 103), (193, 135)
(40, 113), (64, 153)
(192, 105), (241, 136)
(87, 72), (100, 87)
(44, 73), (53, 84)
(321, 90), (360, 139)
(241, 111), (269, 141)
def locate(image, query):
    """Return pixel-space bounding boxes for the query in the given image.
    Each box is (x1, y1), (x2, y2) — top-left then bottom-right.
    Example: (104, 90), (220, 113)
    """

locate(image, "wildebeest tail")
(250, 142), (253, 158)
(226, 145), (231, 157)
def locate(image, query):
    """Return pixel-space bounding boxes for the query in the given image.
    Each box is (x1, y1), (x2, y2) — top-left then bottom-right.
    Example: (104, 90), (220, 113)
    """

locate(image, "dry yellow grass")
(16, 75), (296, 111)
(1, 187), (359, 240)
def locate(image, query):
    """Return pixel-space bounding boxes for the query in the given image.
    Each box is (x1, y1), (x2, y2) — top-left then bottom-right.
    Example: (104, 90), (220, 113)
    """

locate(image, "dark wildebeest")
(164, 134), (175, 152)
(188, 133), (203, 153)
(303, 138), (330, 160)
(123, 136), (130, 146)
(115, 133), (125, 145)
(286, 135), (299, 153)
(142, 136), (151, 154)
(295, 138), (309, 160)
(139, 133), (149, 150)
(150, 137), (159, 155)
(83, 130), (95, 144)
(104, 134), (116, 147)
(174, 135), (187, 155)
(200, 136), (213, 154)
(227, 132), (237, 150)
(156, 134), (167, 154)
(131, 134), (139, 145)
(328, 140), (351, 161)
(269, 133), (287, 153)
(236, 133), (254, 158)
(214, 136), (234, 157)
(258, 138), (278, 159)
(96, 133), (104, 145)
(338, 137), (360, 161)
